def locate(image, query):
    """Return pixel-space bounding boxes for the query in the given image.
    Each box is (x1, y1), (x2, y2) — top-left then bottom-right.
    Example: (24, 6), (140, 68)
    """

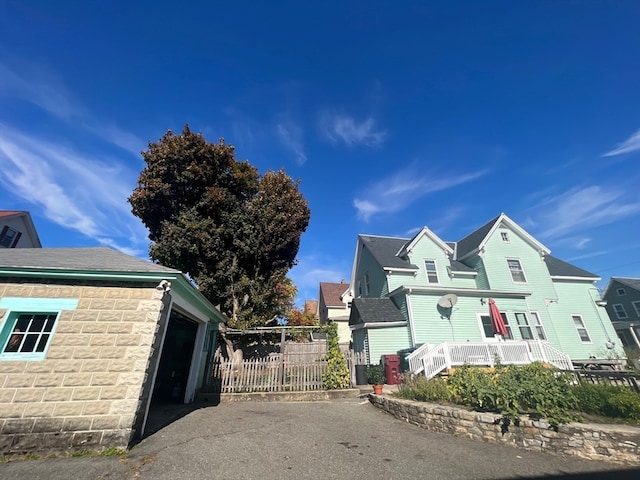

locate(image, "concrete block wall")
(0, 281), (165, 455)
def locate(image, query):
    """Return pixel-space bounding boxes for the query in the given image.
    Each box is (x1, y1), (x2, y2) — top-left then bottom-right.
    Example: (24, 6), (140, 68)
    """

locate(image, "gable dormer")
(456, 213), (550, 263)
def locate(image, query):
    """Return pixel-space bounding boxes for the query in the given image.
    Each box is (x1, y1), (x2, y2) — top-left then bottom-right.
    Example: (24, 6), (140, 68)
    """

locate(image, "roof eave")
(350, 321), (407, 331)
(387, 285), (532, 298)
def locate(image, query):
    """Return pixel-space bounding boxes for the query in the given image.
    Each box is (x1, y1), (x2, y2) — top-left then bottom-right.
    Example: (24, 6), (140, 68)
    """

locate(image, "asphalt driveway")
(1, 396), (638, 480)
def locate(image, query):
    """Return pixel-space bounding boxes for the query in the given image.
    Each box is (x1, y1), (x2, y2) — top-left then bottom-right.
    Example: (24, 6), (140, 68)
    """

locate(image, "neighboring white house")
(0, 211), (42, 248)
(317, 281), (353, 346)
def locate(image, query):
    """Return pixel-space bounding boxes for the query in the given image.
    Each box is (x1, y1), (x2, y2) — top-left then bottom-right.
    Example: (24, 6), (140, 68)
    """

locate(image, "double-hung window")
(572, 315), (591, 343)
(633, 301), (640, 318)
(613, 304), (628, 320)
(514, 312), (534, 340)
(424, 259), (439, 284)
(507, 259), (527, 283)
(0, 226), (21, 248)
(364, 273), (370, 296)
(479, 312), (514, 340)
(530, 312), (547, 340)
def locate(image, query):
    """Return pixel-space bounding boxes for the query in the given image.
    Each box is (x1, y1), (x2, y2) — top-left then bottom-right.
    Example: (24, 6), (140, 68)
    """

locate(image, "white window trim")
(506, 258), (527, 283)
(424, 259), (439, 284)
(632, 301), (640, 318)
(529, 311), (547, 340)
(514, 312), (534, 340)
(572, 314), (592, 343)
(500, 231), (510, 243)
(616, 288), (626, 296)
(613, 303), (628, 320)
(477, 312), (514, 341)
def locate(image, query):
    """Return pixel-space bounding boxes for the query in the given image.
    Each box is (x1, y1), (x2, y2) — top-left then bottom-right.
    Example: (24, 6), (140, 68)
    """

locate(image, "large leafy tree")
(129, 126), (310, 328)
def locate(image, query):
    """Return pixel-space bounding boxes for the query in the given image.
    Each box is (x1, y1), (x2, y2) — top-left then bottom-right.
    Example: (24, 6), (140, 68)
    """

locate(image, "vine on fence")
(322, 323), (350, 389)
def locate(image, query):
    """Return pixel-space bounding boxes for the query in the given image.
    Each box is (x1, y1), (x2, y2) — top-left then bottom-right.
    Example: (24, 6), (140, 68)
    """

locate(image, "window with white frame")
(500, 231), (510, 242)
(529, 312), (546, 340)
(572, 315), (591, 343)
(479, 312), (513, 340)
(0, 312), (58, 360)
(633, 301), (640, 318)
(507, 259), (527, 283)
(616, 288), (626, 296)
(613, 304), (628, 319)
(514, 312), (534, 339)
(424, 259), (439, 283)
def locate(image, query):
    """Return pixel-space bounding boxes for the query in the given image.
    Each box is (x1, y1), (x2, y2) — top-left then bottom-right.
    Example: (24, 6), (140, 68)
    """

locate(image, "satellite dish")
(437, 294), (458, 308)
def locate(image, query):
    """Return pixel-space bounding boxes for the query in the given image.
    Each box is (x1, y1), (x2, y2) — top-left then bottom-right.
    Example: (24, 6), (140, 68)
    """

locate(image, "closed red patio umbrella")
(488, 298), (508, 338)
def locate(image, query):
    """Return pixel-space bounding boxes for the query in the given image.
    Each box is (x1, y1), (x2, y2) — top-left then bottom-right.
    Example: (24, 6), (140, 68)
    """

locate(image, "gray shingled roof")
(449, 259), (476, 273)
(359, 235), (418, 270)
(0, 247), (180, 274)
(544, 255), (598, 279)
(349, 297), (407, 326)
(455, 214), (501, 259)
(612, 277), (640, 291)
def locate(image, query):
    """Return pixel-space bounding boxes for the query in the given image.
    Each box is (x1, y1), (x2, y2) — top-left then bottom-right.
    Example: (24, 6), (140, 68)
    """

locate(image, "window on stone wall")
(0, 312), (59, 360)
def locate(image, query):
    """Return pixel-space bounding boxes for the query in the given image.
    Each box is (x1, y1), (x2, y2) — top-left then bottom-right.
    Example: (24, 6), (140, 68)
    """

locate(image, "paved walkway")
(1, 396), (639, 480)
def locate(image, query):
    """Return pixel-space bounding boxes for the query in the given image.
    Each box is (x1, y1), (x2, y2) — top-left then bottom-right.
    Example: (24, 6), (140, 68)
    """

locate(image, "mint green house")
(349, 213), (622, 377)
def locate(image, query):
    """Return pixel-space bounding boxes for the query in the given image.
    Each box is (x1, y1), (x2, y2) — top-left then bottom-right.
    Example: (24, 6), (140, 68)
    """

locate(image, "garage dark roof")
(359, 235), (418, 270)
(349, 297), (407, 326)
(544, 255), (598, 279)
(0, 247), (180, 274)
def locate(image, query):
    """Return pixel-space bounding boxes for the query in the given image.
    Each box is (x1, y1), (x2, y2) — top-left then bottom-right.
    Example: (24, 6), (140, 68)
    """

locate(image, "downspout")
(406, 287), (417, 347)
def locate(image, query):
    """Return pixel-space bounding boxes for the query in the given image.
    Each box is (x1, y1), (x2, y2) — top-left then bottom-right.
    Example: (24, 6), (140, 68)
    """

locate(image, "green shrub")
(604, 389), (640, 420)
(572, 383), (622, 415)
(322, 323), (350, 389)
(396, 375), (451, 402)
(447, 365), (497, 411)
(366, 365), (386, 385)
(447, 363), (578, 428)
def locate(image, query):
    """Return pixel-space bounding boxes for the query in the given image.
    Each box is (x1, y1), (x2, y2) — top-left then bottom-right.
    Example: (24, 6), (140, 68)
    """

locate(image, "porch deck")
(407, 340), (573, 379)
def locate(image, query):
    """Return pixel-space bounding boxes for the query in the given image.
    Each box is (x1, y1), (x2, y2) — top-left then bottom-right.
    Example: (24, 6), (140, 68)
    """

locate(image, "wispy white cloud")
(276, 122), (307, 165)
(528, 185), (640, 240)
(288, 254), (350, 305)
(354, 164), (487, 221)
(0, 125), (147, 253)
(567, 250), (608, 262)
(321, 113), (387, 147)
(603, 128), (640, 157)
(0, 62), (143, 155)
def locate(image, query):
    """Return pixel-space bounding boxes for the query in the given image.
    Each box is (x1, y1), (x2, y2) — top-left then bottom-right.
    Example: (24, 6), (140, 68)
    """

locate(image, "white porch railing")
(406, 341), (573, 379)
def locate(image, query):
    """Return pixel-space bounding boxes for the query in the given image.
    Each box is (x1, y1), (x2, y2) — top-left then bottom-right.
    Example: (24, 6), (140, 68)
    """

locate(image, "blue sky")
(1, 1), (639, 304)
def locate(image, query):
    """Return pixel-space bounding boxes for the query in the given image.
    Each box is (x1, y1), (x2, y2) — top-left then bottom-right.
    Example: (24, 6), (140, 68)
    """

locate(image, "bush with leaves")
(573, 383), (640, 420)
(322, 323), (350, 389)
(396, 374), (451, 403)
(447, 362), (578, 428)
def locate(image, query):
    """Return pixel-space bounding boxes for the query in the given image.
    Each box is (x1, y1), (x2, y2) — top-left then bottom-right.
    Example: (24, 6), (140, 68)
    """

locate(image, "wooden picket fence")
(209, 354), (328, 393)
(205, 348), (368, 393)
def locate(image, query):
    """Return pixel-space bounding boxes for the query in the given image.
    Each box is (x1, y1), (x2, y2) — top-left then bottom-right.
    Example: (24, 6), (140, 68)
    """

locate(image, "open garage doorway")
(152, 310), (199, 404)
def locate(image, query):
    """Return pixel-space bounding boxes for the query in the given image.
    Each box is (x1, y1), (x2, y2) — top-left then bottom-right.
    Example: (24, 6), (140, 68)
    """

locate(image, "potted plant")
(366, 364), (386, 394)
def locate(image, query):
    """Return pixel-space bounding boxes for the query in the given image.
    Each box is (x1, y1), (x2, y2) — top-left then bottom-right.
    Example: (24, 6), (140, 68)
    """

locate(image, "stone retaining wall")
(369, 394), (640, 465)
